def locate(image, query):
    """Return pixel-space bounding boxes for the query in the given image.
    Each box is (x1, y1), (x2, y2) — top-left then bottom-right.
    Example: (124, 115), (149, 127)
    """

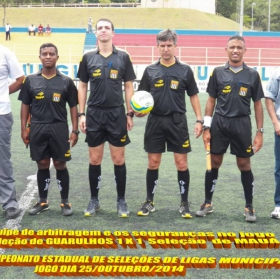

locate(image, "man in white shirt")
(5, 23), (12, 40)
(265, 67), (280, 219)
(28, 24), (36, 36)
(0, 44), (25, 219)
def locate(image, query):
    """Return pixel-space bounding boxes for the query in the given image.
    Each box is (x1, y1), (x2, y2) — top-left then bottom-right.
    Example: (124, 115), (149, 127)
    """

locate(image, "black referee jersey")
(138, 57), (199, 116)
(207, 62), (264, 118)
(77, 45), (136, 108)
(18, 69), (78, 123)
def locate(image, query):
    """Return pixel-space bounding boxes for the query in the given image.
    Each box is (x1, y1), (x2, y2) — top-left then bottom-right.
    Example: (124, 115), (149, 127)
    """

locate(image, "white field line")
(0, 160), (54, 254)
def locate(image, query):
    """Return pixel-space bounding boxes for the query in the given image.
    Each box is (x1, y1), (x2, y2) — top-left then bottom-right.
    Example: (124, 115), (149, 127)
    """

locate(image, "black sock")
(89, 164), (101, 198)
(241, 170), (254, 207)
(114, 163), (126, 201)
(37, 168), (50, 201)
(178, 169), (190, 203)
(56, 168), (69, 201)
(205, 168), (218, 204)
(146, 169), (158, 202)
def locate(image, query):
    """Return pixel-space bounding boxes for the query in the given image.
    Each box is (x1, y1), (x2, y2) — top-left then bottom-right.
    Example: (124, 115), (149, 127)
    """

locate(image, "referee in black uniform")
(195, 35), (264, 222)
(136, 29), (203, 218)
(19, 43), (79, 216)
(77, 18), (136, 218)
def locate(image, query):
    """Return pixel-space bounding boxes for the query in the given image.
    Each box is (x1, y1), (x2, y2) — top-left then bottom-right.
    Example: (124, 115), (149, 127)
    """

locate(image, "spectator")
(38, 24), (44, 36)
(28, 24), (36, 36)
(45, 24), (51, 36)
(88, 17), (93, 33)
(5, 23), (12, 41)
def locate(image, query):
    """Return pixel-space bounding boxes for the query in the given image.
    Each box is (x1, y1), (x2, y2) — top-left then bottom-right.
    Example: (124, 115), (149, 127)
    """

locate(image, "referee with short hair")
(19, 43), (79, 216)
(137, 29), (203, 218)
(195, 35), (264, 222)
(77, 18), (136, 218)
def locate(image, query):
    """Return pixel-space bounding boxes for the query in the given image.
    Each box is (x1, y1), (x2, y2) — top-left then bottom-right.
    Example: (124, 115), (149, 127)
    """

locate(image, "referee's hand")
(79, 115), (87, 134)
(134, 112), (148, 118)
(69, 133), (78, 148)
(194, 123), (203, 138)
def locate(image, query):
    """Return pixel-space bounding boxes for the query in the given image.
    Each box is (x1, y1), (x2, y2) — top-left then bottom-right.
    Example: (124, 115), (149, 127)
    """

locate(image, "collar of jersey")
(225, 61), (248, 70)
(96, 44), (117, 54)
(155, 56), (179, 66)
(38, 69), (62, 77)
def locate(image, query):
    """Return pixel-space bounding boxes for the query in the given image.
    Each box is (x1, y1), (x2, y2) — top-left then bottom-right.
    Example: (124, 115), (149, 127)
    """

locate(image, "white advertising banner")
(21, 63), (275, 93)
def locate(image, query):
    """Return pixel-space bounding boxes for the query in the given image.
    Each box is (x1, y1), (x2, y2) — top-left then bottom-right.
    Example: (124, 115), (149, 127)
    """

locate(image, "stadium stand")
(83, 33), (97, 52)
(1, 28), (280, 66)
(2, 32), (85, 65)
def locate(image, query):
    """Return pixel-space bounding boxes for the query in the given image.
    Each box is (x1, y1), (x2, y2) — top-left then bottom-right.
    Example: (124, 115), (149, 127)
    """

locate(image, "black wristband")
(72, 130), (80, 135)
(203, 126), (210, 131)
(126, 112), (134, 118)
(78, 113), (85, 117)
(196, 120), (204, 124)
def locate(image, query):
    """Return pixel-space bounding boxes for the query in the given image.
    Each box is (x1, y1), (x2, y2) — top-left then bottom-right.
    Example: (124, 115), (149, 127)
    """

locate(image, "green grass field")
(0, 92), (279, 279)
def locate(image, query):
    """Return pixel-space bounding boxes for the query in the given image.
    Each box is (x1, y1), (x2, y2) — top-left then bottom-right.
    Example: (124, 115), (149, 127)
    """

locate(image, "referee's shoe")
(29, 201), (49, 215)
(179, 202), (193, 218)
(244, 205), (257, 222)
(84, 198), (100, 216)
(60, 203), (73, 216)
(137, 200), (155, 216)
(117, 199), (130, 218)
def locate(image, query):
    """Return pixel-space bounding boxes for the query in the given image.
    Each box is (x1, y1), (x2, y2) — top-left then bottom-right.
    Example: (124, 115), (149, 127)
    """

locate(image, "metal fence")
(7, 44), (280, 67)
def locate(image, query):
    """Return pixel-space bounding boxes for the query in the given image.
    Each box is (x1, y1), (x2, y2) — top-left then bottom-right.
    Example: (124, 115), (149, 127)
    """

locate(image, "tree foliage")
(216, 0), (279, 31)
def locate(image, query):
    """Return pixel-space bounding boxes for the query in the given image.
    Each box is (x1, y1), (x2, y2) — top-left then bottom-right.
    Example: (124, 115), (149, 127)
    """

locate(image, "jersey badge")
(182, 140), (190, 148)
(64, 150), (71, 158)
(170, 80), (179, 90)
(154, 79), (164, 88)
(35, 91), (44, 100)
(120, 135), (127, 143)
(92, 69), (101, 77)
(110, 69), (118, 79)
(239, 87), (248, 97)
(222, 85), (231, 94)
(53, 93), (61, 102)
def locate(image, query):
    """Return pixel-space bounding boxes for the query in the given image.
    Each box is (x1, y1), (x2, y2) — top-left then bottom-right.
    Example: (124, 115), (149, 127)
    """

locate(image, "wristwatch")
(72, 130), (80, 135)
(196, 120), (204, 124)
(256, 128), (264, 133)
(203, 126), (210, 131)
(126, 112), (134, 118)
(78, 113), (85, 117)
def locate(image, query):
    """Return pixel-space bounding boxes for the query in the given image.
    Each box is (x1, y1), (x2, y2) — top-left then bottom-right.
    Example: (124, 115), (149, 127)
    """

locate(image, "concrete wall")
(141, 0), (216, 14)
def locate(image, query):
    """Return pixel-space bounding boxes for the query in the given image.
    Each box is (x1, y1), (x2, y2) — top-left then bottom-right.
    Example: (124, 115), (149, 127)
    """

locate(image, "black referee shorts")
(30, 122), (71, 162)
(210, 114), (253, 158)
(86, 105), (130, 147)
(144, 113), (191, 154)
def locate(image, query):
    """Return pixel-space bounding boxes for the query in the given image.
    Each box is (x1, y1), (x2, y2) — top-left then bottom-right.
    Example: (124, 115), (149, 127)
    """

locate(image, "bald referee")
(77, 18), (136, 218)
(137, 29), (203, 218)
(195, 35), (264, 222)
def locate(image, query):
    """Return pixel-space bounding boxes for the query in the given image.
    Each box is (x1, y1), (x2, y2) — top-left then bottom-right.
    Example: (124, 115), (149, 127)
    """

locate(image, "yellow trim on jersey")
(160, 61), (176, 67)
(42, 74), (57, 80)
(229, 67), (243, 74)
